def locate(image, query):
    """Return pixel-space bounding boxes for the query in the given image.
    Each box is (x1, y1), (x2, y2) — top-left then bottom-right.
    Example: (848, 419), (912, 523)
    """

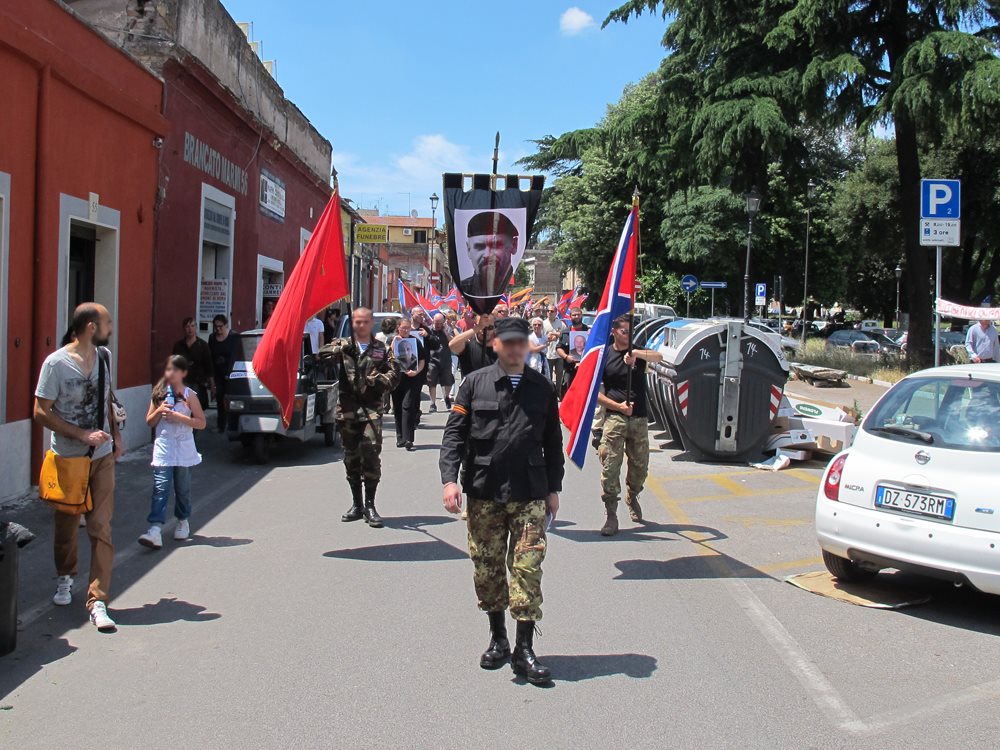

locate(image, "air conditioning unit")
(402, 228), (413, 236)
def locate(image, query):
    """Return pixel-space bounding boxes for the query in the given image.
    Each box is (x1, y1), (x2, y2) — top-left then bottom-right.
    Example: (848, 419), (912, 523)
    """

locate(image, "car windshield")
(239, 334), (265, 363)
(864, 376), (1000, 452)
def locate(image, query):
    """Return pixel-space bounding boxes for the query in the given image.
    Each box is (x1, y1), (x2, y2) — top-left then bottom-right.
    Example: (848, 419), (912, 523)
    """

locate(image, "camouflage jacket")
(319, 337), (401, 419)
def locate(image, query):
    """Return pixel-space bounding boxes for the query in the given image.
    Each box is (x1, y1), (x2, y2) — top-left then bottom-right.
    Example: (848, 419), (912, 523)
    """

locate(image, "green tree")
(607, 0), (1000, 366)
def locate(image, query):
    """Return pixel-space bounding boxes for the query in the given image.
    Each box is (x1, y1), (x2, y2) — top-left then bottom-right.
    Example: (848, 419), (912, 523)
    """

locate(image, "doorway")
(256, 254), (284, 328)
(68, 223), (97, 328)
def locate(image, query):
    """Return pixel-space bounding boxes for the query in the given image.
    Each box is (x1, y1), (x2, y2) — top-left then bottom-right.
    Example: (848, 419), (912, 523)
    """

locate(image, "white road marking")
(723, 578), (867, 732)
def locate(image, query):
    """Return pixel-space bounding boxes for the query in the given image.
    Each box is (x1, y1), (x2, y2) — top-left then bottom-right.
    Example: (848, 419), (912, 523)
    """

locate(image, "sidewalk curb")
(843, 373), (893, 388)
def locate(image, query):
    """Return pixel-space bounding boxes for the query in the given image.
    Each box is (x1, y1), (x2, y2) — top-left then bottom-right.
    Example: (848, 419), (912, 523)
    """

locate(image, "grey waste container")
(1, 521), (35, 657)
(655, 320), (789, 461)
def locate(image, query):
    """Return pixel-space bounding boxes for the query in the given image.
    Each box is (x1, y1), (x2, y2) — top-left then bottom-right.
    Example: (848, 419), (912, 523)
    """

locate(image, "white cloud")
(332, 135), (519, 218)
(560, 7), (595, 36)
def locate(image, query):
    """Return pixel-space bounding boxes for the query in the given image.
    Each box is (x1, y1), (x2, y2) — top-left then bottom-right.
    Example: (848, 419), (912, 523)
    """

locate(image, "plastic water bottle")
(165, 385), (176, 408)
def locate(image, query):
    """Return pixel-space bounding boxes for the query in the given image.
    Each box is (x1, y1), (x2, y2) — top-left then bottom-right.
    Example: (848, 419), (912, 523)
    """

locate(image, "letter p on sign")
(921, 179), (961, 219)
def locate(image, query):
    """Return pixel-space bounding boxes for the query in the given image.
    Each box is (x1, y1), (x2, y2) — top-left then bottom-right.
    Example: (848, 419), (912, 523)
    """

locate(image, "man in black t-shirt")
(596, 314), (663, 536)
(208, 314), (241, 431)
(450, 312), (498, 377)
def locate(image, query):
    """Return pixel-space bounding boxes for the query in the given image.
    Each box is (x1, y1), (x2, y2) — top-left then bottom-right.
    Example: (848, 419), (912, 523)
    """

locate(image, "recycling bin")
(655, 320), (789, 461)
(1, 522), (34, 656)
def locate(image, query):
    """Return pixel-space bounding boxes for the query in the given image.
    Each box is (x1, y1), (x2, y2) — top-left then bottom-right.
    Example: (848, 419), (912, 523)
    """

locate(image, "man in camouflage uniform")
(440, 317), (563, 685)
(319, 307), (400, 528)
(596, 314), (663, 536)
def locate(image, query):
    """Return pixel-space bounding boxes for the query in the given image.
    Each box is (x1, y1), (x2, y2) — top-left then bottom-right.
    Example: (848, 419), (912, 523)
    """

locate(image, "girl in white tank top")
(138, 355), (207, 549)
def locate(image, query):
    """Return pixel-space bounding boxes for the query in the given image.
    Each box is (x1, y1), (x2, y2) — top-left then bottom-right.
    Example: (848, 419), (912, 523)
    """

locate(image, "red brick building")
(68, 0), (334, 372)
(0, 0), (168, 500)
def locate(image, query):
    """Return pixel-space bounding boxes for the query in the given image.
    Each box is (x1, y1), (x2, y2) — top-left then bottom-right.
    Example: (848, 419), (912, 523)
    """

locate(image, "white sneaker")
(173, 519), (190, 541)
(90, 601), (116, 632)
(138, 525), (163, 549)
(53, 575), (73, 606)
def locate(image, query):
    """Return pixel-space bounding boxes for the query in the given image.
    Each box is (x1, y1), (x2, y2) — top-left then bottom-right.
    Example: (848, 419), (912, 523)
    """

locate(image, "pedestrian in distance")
(171, 317), (214, 412)
(319, 308), (401, 528)
(426, 313), (455, 411)
(138, 355), (206, 549)
(33, 302), (122, 632)
(390, 318), (427, 451)
(965, 319), (999, 363)
(527, 317), (549, 377)
(555, 306), (590, 397)
(596, 315), (663, 536)
(208, 314), (240, 432)
(440, 316), (564, 685)
(543, 307), (566, 393)
(304, 310), (325, 355)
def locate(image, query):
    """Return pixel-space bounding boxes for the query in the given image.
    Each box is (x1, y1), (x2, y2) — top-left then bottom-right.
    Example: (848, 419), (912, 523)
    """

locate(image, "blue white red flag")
(398, 280), (435, 319)
(559, 201), (638, 468)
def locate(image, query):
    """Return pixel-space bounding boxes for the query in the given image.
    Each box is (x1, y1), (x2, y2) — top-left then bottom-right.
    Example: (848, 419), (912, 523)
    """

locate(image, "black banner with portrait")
(442, 173), (545, 315)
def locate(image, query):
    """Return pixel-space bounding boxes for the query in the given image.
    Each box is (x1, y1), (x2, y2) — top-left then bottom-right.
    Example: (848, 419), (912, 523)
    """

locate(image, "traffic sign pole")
(932, 243), (943, 366)
(710, 289), (715, 318)
(686, 293), (691, 318)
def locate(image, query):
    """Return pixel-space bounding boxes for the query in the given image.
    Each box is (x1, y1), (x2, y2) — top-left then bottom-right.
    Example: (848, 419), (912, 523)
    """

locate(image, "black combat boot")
(363, 483), (384, 528)
(480, 611), (511, 670)
(341, 483), (364, 522)
(511, 621), (552, 684)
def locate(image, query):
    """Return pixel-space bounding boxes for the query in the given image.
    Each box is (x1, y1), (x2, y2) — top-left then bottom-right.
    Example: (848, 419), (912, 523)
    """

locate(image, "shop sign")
(262, 283), (283, 297)
(259, 170), (286, 221)
(183, 131), (248, 196)
(199, 278), (229, 320)
(356, 224), (389, 244)
(203, 199), (233, 246)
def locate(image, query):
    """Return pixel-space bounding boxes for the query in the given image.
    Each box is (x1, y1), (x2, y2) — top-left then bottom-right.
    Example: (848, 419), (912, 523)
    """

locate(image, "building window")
(414, 229), (427, 244)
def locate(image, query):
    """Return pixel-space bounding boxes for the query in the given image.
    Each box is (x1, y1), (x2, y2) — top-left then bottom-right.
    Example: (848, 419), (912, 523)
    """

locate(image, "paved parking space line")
(676, 486), (812, 505)
(655, 470), (755, 483)
(708, 474), (754, 496)
(786, 469), (822, 486)
(646, 475), (724, 558)
(861, 678), (1000, 735)
(724, 577), (866, 733)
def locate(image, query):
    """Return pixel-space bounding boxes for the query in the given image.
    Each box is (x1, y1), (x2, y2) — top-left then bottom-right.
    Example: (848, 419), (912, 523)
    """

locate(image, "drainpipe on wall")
(29, 65), (52, 478)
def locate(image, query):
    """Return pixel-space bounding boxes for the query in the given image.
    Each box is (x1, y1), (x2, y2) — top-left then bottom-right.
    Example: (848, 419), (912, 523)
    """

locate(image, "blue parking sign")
(921, 179), (961, 219)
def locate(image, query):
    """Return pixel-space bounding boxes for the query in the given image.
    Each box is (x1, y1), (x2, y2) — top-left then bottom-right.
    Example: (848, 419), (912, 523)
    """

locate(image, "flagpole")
(626, 187), (640, 407)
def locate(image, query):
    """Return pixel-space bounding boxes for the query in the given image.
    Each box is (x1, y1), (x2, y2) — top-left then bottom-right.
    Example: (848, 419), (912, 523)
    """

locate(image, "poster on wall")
(442, 173), (544, 314)
(199, 278), (229, 321)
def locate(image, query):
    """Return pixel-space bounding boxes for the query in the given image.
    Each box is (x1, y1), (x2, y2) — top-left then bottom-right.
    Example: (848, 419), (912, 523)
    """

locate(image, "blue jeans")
(149, 466), (192, 525)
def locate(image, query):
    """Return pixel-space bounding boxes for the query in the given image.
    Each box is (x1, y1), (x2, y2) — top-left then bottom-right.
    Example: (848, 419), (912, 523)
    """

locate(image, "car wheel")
(822, 550), (878, 582)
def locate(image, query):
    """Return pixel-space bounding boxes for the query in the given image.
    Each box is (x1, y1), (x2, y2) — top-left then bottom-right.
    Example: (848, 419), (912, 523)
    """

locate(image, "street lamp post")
(801, 179), (816, 345)
(743, 186), (762, 323)
(429, 192), (439, 293)
(894, 263), (903, 329)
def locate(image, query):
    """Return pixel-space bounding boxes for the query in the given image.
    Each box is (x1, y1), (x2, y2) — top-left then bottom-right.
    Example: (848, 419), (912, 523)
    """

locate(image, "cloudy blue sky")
(221, 1), (667, 219)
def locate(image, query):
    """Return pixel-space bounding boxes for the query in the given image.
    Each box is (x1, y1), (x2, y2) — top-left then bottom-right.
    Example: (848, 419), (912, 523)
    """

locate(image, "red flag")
(252, 191), (349, 426)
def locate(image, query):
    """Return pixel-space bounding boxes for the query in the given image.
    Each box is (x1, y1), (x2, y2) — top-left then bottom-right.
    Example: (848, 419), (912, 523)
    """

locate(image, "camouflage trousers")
(598, 412), (649, 505)
(467, 498), (547, 622)
(339, 414), (382, 488)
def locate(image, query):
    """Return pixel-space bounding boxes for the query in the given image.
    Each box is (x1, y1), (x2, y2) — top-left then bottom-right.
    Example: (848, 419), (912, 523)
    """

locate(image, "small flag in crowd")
(559, 199), (639, 468)
(253, 191), (349, 426)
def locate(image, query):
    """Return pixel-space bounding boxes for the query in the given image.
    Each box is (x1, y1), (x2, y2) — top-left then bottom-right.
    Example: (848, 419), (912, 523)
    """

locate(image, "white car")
(816, 364), (1000, 593)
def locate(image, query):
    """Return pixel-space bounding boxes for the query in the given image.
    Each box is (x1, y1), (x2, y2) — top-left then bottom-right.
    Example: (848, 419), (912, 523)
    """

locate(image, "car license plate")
(875, 486), (955, 521)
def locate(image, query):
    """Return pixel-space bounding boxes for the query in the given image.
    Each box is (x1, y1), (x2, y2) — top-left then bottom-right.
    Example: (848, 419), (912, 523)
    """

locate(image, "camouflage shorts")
(467, 498), (547, 622)
(339, 415), (382, 487)
(598, 412), (649, 505)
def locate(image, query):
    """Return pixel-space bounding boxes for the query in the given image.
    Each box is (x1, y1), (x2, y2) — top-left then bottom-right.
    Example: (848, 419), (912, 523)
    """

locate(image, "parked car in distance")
(824, 329), (879, 354)
(866, 330), (903, 355)
(633, 303), (678, 322)
(816, 365), (1000, 593)
(857, 320), (882, 331)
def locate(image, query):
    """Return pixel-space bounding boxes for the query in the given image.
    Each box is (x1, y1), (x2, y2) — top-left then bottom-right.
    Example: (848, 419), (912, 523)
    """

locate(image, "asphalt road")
(3, 404), (1000, 749)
